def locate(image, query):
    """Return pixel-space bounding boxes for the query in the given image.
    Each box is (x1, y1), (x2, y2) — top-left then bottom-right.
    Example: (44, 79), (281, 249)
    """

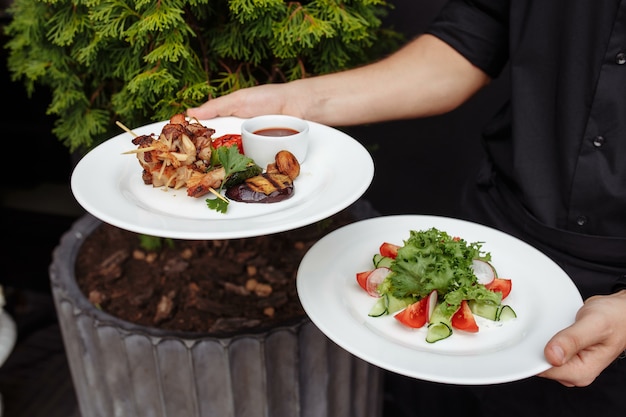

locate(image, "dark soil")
(74, 209), (356, 336)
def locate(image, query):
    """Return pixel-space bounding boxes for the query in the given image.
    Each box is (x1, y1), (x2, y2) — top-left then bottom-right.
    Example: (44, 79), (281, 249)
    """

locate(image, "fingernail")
(550, 345), (565, 365)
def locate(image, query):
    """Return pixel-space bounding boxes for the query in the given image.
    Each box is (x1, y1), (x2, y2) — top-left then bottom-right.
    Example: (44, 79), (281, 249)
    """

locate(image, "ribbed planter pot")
(50, 214), (383, 417)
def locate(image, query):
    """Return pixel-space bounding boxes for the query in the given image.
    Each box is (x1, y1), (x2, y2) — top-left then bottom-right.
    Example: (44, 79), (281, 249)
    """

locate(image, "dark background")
(349, 1), (509, 218)
(0, 1), (509, 416)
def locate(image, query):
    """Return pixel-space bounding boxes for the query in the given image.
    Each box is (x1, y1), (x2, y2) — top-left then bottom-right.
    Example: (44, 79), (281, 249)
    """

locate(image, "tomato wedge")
(356, 267), (390, 297)
(379, 242), (400, 259)
(395, 299), (429, 328)
(394, 291), (436, 328)
(485, 278), (512, 299)
(451, 300), (479, 332)
(356, 271), (370, 292)
(212, 134), (244, 154)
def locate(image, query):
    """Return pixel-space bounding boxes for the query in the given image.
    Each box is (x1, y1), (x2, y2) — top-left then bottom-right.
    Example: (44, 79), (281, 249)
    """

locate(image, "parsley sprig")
(205, 145), (253, 213)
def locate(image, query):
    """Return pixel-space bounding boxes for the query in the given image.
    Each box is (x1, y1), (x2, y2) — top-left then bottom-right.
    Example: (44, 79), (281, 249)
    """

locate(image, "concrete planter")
(50, 214), (383, 417)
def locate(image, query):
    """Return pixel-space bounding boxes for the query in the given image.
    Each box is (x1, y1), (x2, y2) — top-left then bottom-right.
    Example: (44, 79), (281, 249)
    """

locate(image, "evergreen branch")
(5, 0), (403, 152)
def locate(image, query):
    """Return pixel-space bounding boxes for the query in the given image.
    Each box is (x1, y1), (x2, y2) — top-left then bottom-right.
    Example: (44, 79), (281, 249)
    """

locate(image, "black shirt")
(427, 0), (626, 241)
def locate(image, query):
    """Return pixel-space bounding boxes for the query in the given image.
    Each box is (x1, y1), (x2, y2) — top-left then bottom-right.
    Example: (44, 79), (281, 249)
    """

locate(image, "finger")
(544, 343), (567, 366)
(543, 311), (604, 366)
(537, 367), (576, 387)
(187, 102), (222, 120)
(538, 355), (603, 387)
(538, 370), (578, 387)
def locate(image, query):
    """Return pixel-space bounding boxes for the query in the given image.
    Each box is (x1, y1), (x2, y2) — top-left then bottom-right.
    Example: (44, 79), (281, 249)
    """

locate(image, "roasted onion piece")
(266, 150), (301, 178)
(273, 150), (300, 180)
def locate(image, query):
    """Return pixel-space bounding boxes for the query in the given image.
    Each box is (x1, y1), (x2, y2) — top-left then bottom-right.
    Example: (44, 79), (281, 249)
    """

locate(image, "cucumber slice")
(372, 254), (393, 269)
(470, 301), (517, 322)
(468, 300), (499, 321)
(368, 296), (388, 317)
(425, 302), (453, 343)
(496, 305), (517, 321)
(386, 294), (412, 314)
(426, 322), (452, 343)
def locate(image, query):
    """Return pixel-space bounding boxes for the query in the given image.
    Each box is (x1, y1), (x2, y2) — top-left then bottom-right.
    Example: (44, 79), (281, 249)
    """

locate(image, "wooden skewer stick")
(209, 187), (229, 203)
(121, 146), (158, 154)
(116, 121), (138, 137)
(118, 120), (146, 155)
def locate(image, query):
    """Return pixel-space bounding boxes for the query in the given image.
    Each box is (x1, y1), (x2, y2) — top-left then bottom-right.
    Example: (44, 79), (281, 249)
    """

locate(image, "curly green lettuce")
(379, 228), (501, 317)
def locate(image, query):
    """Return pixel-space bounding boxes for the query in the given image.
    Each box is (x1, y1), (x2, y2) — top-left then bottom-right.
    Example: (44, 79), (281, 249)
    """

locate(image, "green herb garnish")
(205, 145), (253, 214)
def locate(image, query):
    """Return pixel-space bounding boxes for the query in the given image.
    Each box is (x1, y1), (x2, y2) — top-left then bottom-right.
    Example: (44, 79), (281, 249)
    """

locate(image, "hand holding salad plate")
(296, 215), (583, 385)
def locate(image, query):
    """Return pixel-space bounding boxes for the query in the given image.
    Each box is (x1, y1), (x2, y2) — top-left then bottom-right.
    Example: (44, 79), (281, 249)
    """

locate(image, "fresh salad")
(355, 228), (516, 343)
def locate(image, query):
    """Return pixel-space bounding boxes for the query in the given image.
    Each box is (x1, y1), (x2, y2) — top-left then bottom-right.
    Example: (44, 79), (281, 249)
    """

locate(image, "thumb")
(544, 340), (568, 366)
(543, 319), (595, 366)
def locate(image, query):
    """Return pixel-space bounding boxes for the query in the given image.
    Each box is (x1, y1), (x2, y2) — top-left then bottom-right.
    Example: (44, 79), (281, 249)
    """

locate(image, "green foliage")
(138, 234), (175, 251)
(4, 0), (402, 153)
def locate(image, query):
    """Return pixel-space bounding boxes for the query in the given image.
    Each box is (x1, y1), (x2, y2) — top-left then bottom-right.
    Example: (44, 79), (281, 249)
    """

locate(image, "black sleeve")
(426, 0), (510, 78)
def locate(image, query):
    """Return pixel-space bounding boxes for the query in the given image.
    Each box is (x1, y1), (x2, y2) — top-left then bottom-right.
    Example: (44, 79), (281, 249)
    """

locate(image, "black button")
(617, 52), (626, 65)
(592, 135), (606, 147)
(576, 216), (587, 226)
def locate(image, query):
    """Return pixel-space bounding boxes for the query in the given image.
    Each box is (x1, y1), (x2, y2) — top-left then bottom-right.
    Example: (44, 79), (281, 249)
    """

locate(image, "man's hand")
(187, 83), (296, 121)
(187, 35), (490, 126)
(538, 290), (626, 386)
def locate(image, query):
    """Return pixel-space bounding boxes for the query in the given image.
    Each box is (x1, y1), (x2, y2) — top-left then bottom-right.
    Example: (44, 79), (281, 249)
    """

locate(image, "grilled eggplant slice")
(225, 173), (294, 203)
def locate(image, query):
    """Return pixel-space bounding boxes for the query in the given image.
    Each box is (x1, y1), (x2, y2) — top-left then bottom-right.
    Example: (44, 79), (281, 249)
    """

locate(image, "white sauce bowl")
(241, 115), (309, 168)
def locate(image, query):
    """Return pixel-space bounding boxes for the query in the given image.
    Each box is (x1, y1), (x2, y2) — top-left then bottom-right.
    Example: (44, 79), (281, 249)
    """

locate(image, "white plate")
(296, 215), (584, 385)
(71, 117), (373, 239)
(0, 311), (16, 367)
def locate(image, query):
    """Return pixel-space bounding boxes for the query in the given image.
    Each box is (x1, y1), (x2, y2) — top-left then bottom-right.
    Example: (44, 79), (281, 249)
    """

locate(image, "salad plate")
(71, 116), (374, 239)
(296, 215), (584, 385)
(0, 311), (16, 367)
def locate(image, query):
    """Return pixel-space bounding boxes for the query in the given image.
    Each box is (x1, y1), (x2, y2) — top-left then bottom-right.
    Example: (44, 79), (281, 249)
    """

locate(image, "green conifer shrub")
(4, 0), (401, 152)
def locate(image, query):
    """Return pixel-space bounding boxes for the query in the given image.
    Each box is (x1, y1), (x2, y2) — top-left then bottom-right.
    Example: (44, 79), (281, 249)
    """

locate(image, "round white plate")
(0, 311), (16, 367)
(71, 117), (374, 239)
(296, 215), (583, 385)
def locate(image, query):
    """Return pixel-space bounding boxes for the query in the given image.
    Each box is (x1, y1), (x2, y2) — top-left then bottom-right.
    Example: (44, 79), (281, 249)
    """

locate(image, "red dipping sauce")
(253, 127), (299, 137)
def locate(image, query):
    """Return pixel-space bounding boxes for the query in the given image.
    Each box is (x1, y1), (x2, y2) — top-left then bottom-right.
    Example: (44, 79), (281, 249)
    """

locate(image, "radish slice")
(365, 267), (391, 297)
(471, 259), (496, 285)
(427, 290), (438, 319)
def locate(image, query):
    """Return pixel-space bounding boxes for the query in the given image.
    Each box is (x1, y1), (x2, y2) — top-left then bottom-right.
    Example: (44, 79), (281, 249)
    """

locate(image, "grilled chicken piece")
(225, 173), (294, 203)
(186, 167), (226, 198)
(128, 114), (217, 191)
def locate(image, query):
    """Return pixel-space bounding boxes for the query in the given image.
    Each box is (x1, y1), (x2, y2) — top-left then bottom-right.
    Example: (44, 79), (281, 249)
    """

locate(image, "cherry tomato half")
(212, 134), (244, 154)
